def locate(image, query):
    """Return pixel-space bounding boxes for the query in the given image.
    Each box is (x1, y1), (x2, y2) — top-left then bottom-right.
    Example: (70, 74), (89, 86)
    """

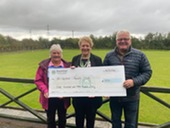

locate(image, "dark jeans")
(46, 98), (66, 128)
(110, 98), (139, 128)
(73, 98), (98, 128)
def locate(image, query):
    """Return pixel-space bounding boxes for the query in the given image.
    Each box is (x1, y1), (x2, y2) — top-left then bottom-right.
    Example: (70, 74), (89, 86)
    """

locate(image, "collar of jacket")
(39, 58), (70, 70)
(115, 46), (132, 56)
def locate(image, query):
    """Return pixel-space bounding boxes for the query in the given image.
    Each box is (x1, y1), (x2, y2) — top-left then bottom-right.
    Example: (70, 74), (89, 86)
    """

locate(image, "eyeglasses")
(117, 38), (130, 41)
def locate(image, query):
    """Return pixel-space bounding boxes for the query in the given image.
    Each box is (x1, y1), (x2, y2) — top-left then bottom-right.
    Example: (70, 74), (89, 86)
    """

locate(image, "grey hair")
(116, 30), (131, 40)
(49, 44), (63, 53)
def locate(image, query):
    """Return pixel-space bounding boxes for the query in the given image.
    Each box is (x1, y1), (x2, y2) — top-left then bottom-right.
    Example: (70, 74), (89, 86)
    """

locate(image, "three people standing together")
(35, 30), (152, 128)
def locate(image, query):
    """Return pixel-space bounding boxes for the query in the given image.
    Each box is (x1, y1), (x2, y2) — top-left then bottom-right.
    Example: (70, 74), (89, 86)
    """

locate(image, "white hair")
(49, 44), (63, 53)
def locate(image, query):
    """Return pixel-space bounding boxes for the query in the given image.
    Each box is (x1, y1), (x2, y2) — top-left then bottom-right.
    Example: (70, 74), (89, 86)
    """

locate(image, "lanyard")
(80, 55), (91, 67)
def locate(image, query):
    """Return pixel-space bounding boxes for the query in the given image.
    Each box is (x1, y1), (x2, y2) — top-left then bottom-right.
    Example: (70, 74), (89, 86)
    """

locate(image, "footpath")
(0, 108), (155, 128)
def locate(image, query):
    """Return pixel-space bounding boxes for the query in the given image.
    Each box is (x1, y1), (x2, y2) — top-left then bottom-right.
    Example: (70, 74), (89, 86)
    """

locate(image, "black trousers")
(46, 98), (66, 128)
(73, 98), (98, 128)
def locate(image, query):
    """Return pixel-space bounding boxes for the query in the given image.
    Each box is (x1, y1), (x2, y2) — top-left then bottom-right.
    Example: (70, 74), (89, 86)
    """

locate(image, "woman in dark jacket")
(71, 36), (103, 128)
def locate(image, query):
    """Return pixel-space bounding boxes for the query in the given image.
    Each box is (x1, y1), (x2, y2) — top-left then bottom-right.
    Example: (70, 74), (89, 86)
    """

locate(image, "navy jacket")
(71, 53), (103, 108)
(103, 47), (152, 100)
(72, 53), (103, 67)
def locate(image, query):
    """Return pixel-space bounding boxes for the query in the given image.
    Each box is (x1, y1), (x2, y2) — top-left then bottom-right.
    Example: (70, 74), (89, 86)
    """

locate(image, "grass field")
(0, 49), (170, 125)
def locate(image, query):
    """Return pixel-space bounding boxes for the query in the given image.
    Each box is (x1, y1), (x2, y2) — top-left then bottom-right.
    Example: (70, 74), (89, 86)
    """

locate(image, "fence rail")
(0, 77), (170, 128)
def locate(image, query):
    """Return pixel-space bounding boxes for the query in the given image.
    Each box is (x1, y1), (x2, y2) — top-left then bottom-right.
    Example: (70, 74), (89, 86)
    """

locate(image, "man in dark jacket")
(103, 30), (152, 128)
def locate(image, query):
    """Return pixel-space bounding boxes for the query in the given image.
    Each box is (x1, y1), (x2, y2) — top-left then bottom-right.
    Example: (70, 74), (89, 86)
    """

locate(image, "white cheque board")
(48, 66), (126, 97)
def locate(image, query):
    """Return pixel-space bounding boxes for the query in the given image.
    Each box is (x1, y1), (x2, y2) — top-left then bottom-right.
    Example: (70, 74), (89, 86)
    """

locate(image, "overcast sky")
(0, 0), (170, 40)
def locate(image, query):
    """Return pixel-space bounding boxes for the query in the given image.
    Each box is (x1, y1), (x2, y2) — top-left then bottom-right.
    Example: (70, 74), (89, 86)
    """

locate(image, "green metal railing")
(0, 77), (170, 128)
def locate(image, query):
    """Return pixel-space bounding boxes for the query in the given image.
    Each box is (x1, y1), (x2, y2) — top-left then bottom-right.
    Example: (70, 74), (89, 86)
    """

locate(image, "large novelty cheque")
(48, 66), (126, 97)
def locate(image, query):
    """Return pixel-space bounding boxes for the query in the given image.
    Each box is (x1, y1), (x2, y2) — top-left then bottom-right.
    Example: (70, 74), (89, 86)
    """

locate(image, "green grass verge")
(0, 49), (170, 124)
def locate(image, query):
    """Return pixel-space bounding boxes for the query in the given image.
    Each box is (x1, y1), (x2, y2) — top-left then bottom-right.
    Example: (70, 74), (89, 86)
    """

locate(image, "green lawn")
(0, 49), (170, 125)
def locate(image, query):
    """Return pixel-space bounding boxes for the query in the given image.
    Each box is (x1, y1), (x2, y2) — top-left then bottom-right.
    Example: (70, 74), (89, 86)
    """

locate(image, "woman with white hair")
(34, 44), (70, 128)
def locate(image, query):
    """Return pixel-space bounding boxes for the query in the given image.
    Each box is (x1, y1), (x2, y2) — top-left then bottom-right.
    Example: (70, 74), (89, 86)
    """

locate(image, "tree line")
(0, 32), (170, 52)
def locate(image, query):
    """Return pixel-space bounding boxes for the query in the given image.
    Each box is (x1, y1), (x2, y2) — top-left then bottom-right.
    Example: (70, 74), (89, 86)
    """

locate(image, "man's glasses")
(117, 38), (130, 41)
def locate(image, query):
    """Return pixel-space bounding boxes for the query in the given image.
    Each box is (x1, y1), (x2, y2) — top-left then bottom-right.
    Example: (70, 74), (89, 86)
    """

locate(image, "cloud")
(0, 0), (170, 39)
